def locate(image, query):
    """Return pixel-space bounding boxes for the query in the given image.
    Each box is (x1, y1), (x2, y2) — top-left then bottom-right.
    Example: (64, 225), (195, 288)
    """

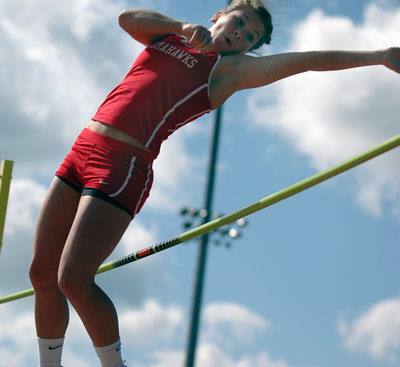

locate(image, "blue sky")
(0, 0), (399, 366)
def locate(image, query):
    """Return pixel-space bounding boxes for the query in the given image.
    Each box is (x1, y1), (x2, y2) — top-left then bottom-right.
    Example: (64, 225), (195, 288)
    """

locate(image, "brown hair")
(224, 0), (273, 50)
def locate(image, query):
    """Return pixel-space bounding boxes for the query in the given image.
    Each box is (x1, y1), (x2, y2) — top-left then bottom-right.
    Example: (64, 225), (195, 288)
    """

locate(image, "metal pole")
(184, 106), (224, 367)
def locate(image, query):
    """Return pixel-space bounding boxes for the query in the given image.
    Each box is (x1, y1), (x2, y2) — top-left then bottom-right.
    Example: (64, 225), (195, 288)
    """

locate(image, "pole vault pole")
(0, 134), (398, 305)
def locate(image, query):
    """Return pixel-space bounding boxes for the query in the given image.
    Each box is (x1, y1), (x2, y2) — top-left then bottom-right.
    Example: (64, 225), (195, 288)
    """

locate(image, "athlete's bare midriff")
(87, 120), (152, 154)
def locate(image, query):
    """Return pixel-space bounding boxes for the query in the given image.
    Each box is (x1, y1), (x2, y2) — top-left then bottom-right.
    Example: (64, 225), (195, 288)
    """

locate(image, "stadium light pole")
(184, 105), (224, 367)
(184, 3), (232, 365)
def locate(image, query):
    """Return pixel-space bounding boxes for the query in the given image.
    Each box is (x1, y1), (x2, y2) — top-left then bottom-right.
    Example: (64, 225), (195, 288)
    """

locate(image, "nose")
(234, 29), (243, 40)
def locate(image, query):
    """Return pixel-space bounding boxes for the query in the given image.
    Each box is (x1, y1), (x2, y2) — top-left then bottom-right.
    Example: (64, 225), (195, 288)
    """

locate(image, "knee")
(29, 259), (58, 291)
(57, 267), (92, 300)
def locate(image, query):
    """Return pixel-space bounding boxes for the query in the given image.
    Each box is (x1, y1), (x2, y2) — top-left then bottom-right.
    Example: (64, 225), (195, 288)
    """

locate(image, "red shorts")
(55, 128), (155, 219)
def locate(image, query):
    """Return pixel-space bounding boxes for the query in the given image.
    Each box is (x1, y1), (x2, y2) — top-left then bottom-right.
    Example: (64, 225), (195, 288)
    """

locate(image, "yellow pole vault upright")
(0, 135), (399, 304)
(0, 160), (13, 254)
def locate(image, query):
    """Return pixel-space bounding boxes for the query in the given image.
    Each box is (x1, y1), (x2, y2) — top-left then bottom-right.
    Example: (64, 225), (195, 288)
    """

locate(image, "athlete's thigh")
(31, 177), (81, 275)
(59, 195), (131, 281)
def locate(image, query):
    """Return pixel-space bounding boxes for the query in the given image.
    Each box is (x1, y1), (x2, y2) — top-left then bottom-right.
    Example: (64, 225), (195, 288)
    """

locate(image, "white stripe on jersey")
(145, 83), (208, 148)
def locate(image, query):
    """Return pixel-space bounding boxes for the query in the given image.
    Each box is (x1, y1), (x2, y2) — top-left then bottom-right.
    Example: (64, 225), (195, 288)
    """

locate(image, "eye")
(246, 33), (254, 43)
(236, 17), (244, 26)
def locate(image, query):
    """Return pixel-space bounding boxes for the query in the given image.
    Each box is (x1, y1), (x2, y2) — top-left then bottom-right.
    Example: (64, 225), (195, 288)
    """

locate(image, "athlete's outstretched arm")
(227, 47), (400, 92)
(118, 9), (212, 49)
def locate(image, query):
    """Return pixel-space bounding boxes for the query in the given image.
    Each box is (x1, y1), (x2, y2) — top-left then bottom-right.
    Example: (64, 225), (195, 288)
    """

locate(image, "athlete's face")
(209, 7), (265, 55)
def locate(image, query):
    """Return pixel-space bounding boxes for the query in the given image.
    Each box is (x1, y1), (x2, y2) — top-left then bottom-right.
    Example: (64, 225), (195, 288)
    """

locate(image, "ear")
(211, 11), (224, 23)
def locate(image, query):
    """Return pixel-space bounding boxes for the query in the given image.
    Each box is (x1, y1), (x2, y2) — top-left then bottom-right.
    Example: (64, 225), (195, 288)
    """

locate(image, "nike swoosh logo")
(48, 344), (62, 350)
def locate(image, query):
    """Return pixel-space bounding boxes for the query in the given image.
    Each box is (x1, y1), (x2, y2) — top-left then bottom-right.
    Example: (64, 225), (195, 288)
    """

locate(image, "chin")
(220, 50), (241, 56)
(213, 42), (234, 55)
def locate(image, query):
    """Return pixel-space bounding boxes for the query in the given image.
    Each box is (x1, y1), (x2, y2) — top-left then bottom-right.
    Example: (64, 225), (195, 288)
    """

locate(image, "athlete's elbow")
(118, 9), (129, 29)
(118, 9), (140, 30)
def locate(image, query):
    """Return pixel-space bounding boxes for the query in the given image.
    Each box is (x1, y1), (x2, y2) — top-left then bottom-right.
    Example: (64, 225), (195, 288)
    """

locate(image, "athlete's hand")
(382, 47), (400, 74)
(181, 23), (213, 51)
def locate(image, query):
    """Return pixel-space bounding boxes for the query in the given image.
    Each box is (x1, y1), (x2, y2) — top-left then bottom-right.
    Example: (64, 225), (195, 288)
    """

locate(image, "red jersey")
(92, 34), (220, 158)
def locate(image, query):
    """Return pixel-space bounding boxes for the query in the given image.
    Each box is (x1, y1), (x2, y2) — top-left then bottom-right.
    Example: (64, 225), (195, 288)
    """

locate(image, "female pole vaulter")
(28, 1), (400, 366)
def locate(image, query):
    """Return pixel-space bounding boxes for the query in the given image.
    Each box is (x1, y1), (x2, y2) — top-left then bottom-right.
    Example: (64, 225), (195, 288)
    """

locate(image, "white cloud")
(4, 179), (47, 235)
(125, 300), (286, 367)
(195, 343), (288, 367)
(120, 299), (184, 346)
(248, 2), (400, 219)
(140, 349), (184, 367)
(0, 299), (291, 367)
(338, 297), (400, 363)
(199, 342), (257, 367)
(0, 307), (35, 366)
(135, 345), (289, 367)
(203, 302), (270, 347)
(234, 351), (289, 367)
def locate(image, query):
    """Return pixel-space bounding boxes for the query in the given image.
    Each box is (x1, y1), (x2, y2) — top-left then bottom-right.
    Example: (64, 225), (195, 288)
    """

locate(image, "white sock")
(94, 339), (126, 367)
(37, 337), (64, 367)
